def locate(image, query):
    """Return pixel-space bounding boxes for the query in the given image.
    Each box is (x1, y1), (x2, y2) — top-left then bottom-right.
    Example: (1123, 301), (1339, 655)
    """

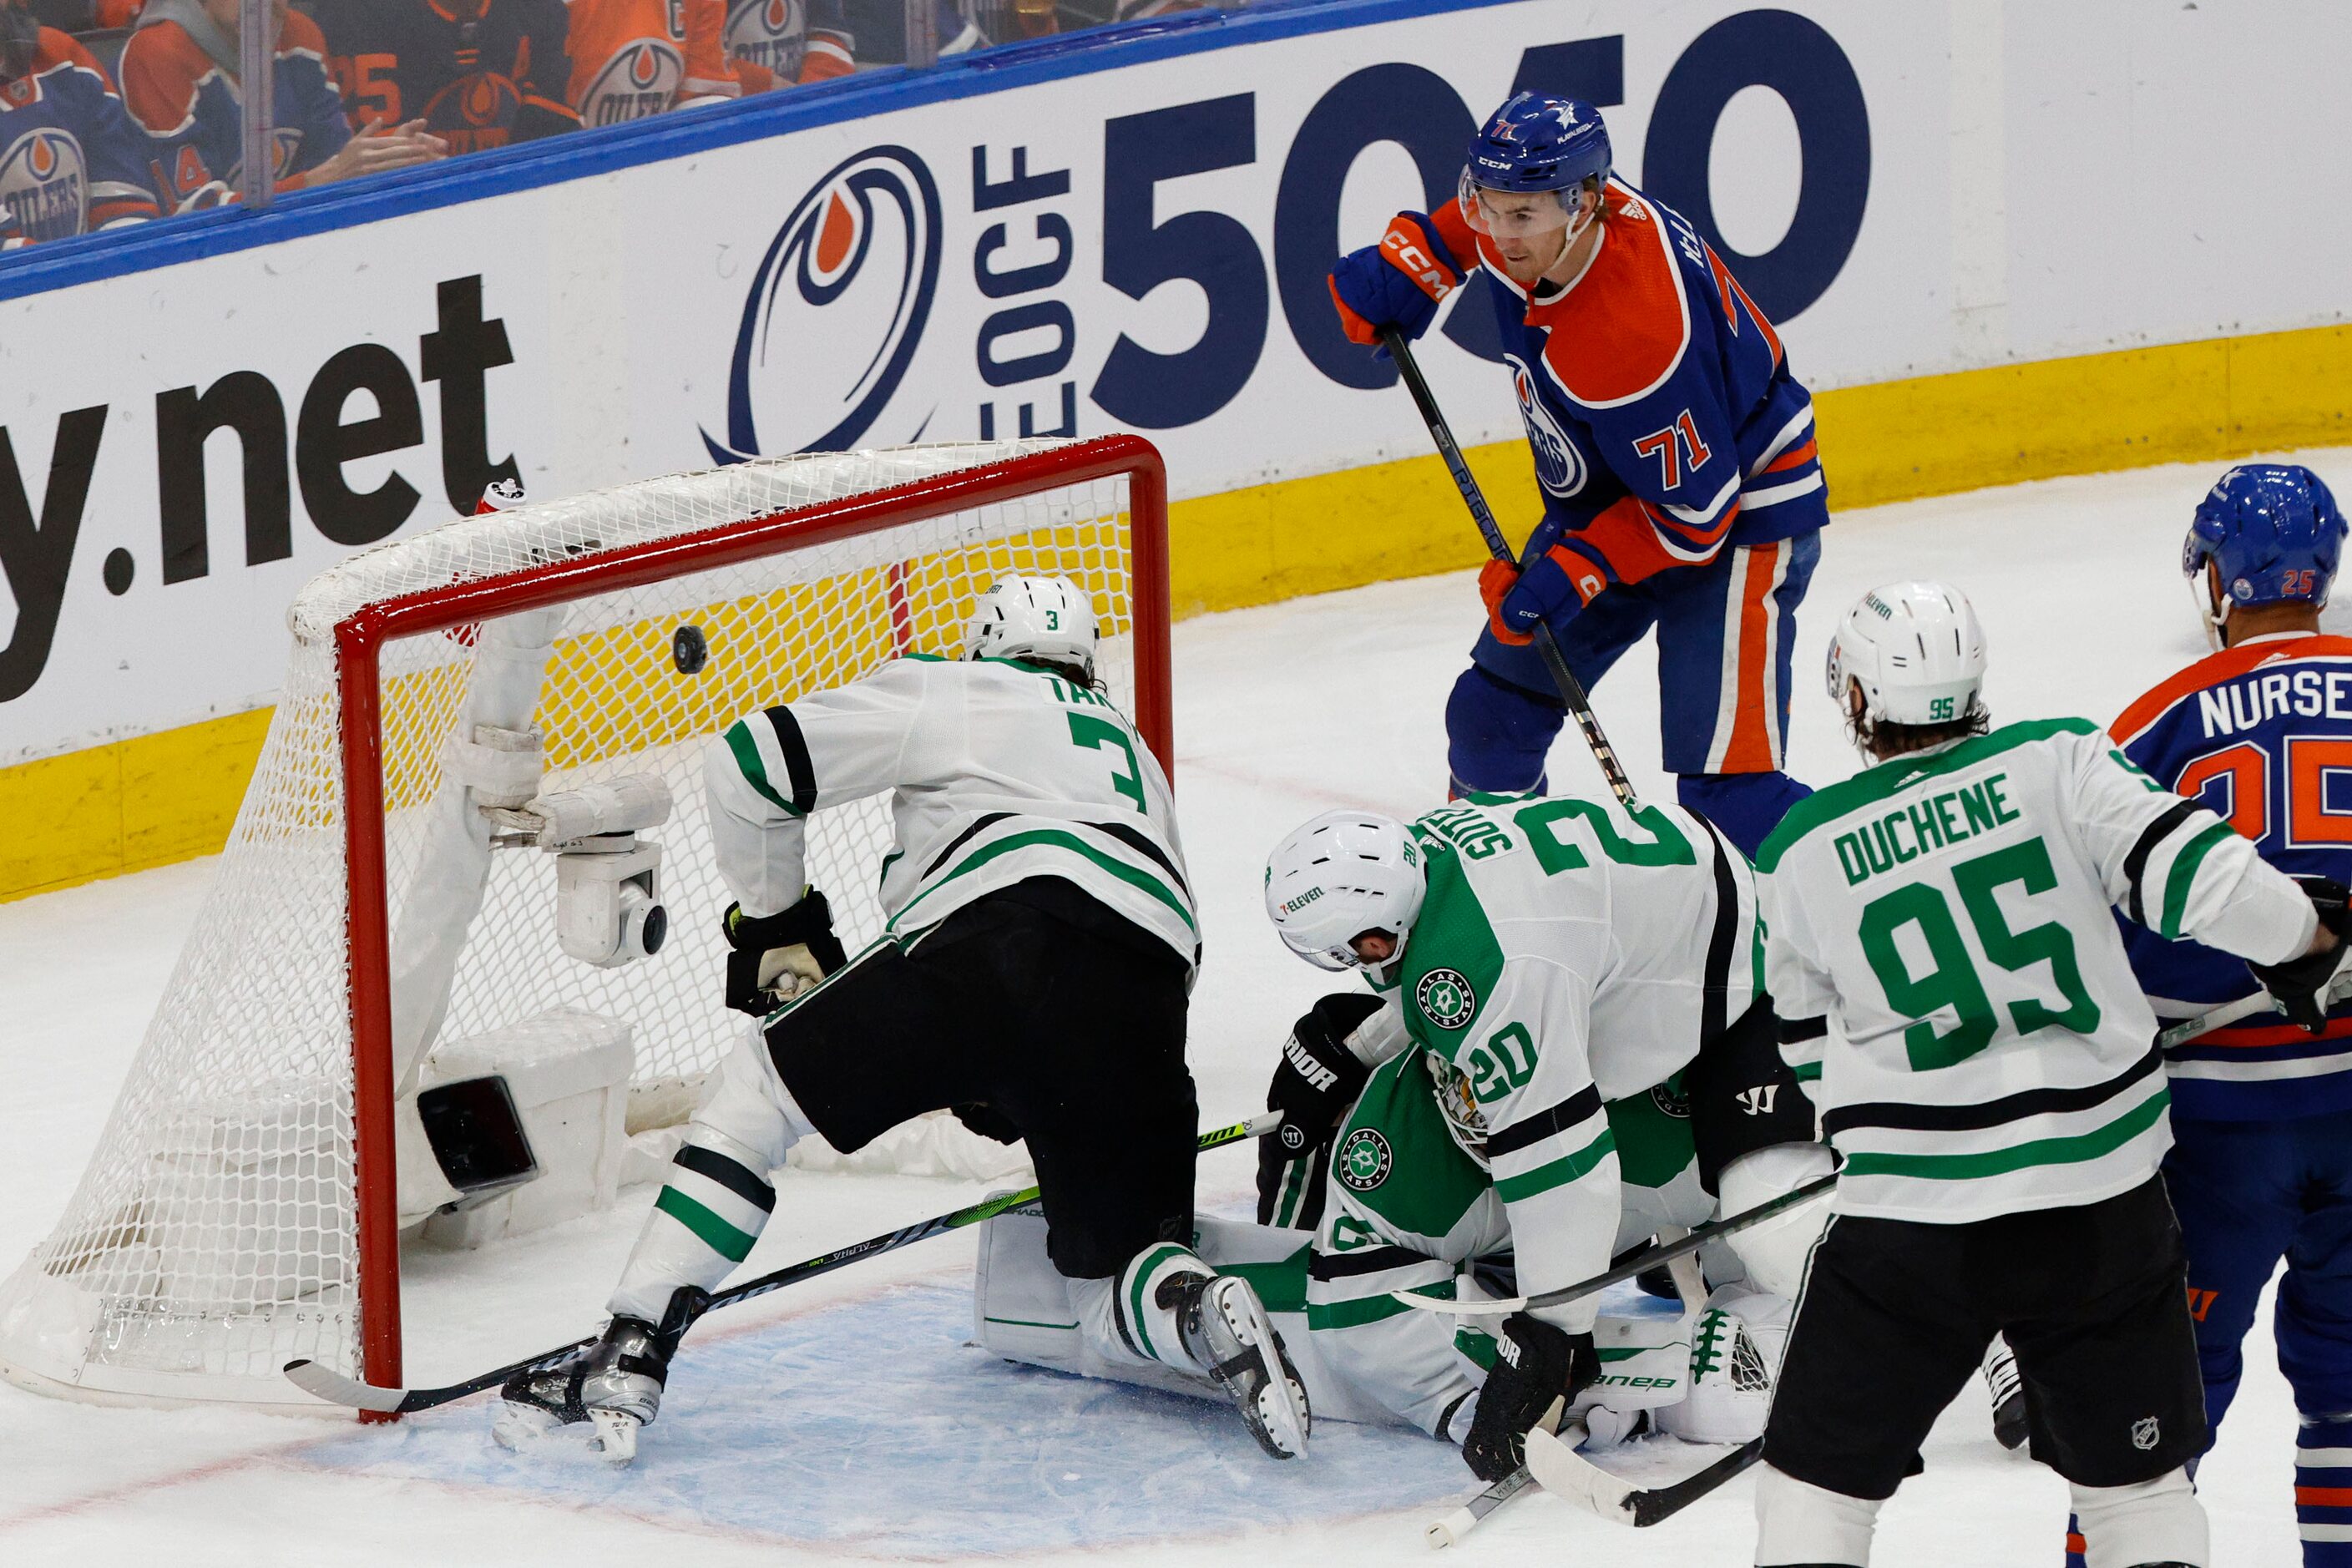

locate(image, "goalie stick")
(1425, 1464), (1535, 1548)
(1523, 1424), (1764, 1528)
(286, 1110), (1282, 1415)
(1379, 326), (1641, 812)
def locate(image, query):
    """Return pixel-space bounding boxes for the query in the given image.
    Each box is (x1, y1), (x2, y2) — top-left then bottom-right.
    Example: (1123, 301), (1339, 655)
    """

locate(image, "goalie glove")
(722, 891), (847, 1015)
(2248, 875), (2352, 1034)
(1257, 993), (1382, 1227)
(1461, 1312), (1599, 1482)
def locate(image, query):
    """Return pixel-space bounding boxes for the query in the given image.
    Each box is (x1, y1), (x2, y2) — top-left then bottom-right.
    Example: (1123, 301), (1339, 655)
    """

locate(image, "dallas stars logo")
(1416, 967), (1478, 1030)
(1338, 1128), (1393, 1191)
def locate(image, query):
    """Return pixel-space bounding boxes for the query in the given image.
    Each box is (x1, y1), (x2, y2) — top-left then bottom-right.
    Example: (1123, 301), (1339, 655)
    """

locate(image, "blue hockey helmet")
(2183, 464), (2347, 643)
(1459, 94), (1611, 240)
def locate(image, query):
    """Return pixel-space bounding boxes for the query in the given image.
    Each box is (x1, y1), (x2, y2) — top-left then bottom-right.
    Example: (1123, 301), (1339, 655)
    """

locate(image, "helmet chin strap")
(1533, 198), (1599, 281)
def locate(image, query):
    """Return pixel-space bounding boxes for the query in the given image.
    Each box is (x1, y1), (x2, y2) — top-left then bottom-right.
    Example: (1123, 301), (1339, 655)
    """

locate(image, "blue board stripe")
(0, 0), (1513, 303)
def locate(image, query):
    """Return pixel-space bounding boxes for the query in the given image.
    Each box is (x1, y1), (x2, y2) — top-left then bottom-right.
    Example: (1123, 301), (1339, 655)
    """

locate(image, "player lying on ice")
(1327, 91), (1828, 857)
(2100, 465), (2352, 1568)
(498, 574), (1311, 1462)
(974, 792), (1830, 1474)
(1747, 579), (2352, 1568)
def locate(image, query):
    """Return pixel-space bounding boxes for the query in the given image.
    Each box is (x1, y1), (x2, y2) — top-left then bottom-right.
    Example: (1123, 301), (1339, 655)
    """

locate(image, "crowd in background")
(0, 0), (1222, 250)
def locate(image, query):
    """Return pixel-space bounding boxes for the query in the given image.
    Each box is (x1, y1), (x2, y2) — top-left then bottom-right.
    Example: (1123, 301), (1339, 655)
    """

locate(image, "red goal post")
(0, 437), (1169, 1409)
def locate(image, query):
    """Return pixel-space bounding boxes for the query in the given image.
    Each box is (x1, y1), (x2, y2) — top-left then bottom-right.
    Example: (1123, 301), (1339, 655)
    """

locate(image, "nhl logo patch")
(1417, 968), (1478, 1030)
(1338, 1128), (1393, 1192)
(2132, 1416), (2160, 1451)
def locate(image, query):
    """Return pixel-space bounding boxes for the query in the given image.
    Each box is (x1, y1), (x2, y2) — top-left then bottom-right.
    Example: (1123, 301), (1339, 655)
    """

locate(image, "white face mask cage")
(1424, 1050), (1491, 1170)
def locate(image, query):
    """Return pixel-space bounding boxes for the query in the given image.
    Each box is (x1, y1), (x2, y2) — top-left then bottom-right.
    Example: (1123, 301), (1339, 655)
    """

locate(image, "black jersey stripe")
(672, 1142), (776, 1212)
(1485, 1084), (1604, 1159)
(1778, 1014), (1828, 1044)
(1079, 817), (1191, 895)
(761, 706), (820, 816)
(923, 812), (1017, 878)
(1694, 813), (1740, 1047)
(1821, 1047), (2163, 1137)
(2123, 800), (2201, 928)
(1309, 1244), (1436, 1281)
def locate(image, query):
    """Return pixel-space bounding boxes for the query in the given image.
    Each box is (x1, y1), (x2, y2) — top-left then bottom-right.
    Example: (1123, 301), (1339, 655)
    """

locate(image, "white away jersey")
(706, 655), (1195, 967)
(1386, 795), (1759, 1333)
(1754, 718), (2314, 1224)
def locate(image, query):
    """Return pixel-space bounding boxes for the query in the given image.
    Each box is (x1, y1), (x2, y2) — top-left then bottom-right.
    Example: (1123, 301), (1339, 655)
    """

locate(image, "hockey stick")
(285, 1110), (1283, 1415)
(1379, 326), (1641, 810)
(1389, 1168), (1839, 1315)
(1425, 1464), (1535, 1548)
(1524, 1424), (1764, 1527)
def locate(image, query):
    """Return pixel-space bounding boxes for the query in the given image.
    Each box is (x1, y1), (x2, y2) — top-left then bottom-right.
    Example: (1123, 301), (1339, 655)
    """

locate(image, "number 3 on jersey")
(1067, 712), (1146, 812)
(1859, 836), (2101, 1071)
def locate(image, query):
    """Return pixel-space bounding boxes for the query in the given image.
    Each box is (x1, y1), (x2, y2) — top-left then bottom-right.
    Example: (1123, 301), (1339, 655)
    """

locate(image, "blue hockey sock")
(1677, 770), (1813, 861)
(2299, 1417), (2352, 1564)
(2063, 1511), (2086, 1568)
(1444, 665), (1560, 797)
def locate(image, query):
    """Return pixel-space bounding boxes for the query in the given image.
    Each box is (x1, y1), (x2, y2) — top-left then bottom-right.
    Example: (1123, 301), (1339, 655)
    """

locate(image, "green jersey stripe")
(890, 827), (1196, 933)
(2159, 821), (2238, 941)
(1838, 1087), (2169, 1182)
(1308, 1276), (1455, 1330)
(1756, 718), (2098, 872)
(1124, 1242), (1189, 1361)
(722, 721), (797, 816)
(655, 1186), (757, 1262)
(1493, 1126), (1616, 1203)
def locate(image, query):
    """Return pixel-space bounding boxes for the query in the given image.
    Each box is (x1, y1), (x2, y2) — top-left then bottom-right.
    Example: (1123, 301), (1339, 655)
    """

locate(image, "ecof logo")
(1507, 355), (1586, 499)
(1338, 1128), (1393, 1191)
(704, 145), (943, 464)
(1417, 968), (1478, 1031)
(0, 129), (87, 245)
(2131, 1416), (2160, 1451)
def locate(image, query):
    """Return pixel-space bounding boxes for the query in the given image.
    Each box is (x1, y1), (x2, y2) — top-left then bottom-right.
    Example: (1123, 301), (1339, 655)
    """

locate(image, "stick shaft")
(1380, 327), (1640, 809)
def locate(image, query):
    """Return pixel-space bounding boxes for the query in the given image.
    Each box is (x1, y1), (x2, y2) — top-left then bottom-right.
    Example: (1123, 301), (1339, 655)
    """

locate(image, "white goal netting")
(0, 439), (1151, 1406)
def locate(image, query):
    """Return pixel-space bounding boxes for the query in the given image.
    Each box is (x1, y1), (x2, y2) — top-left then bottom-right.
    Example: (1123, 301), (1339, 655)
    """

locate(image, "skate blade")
(589, 1407), (641, 1464)
(1213, 1279), (1310, 1459)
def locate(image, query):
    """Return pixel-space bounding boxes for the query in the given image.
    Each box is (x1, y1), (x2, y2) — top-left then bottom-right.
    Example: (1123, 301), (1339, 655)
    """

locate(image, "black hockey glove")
(1462, 1312), (1598, 1482)
(722, 890), (847, 1016)
(952, 1103), (1023, 1145)
(2248, 876), (2352, 1034)
(1257, 993), (1383, 1227)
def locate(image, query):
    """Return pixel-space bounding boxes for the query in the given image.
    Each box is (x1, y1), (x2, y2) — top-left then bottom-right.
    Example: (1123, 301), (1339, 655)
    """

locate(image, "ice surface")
(2, 448), (2337, 1564)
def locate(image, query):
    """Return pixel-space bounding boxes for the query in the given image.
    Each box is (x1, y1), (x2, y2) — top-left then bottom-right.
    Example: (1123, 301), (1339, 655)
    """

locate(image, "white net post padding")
(0, 438), (1166, 1408)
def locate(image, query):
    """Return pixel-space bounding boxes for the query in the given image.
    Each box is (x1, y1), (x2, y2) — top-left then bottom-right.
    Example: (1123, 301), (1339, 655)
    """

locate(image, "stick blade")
(1390, 1286), (1524, 1314)
(282, 1357), (410, 1414)
(1523, 1426), (1638, 1523)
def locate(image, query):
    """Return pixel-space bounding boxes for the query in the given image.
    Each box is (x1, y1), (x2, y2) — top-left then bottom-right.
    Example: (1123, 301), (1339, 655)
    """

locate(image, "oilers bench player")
(1749, 580), (2352, 1568)
(498, 574), (1312, 1462)
(1252, 791), (1828, 1481)
(1327, 93), (1828, 857)
(2107, 465), (2352, 1568)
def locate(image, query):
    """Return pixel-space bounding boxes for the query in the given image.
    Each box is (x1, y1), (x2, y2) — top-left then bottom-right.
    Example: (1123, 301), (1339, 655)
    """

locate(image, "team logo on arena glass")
(1416, 968), (1478, 1030)
(1338, 1129), (1393, 1192)
(703, 145), (943, 466)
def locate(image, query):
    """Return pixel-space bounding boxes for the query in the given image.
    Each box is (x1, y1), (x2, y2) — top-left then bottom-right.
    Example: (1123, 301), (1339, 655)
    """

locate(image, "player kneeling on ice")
(1748, 581), (2352, 1568)
(498, 574), (1309, 1461)
(1253, 798), (1828, 1481)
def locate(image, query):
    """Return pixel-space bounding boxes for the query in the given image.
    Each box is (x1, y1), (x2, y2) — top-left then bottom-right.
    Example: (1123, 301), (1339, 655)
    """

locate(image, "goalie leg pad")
(1753, 1462), (1881, 1566)
(2068, 1468), (2208, 1568)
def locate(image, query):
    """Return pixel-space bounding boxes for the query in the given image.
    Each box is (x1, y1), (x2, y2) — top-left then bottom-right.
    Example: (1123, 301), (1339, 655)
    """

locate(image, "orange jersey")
(565, 0), (736, 128)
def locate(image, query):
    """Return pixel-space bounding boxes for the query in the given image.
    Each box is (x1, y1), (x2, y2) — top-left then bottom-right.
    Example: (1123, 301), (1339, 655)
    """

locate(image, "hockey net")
(0, 437), (1170, 1408)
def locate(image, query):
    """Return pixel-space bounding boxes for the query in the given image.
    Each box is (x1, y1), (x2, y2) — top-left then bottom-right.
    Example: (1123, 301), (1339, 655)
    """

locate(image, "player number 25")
(1857, 835), (2101, 1072)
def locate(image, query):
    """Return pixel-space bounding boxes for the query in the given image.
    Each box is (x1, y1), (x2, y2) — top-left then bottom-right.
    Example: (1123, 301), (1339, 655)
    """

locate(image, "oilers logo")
(580, 41), (684, 127)
(0, 129), (87, 244)
(704, 145), (942, 463)
(1507, 354), (1586, 498)
(725, 0), (806, 79)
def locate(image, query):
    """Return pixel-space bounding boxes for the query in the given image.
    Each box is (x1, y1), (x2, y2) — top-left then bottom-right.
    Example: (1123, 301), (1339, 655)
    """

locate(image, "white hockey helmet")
(1825, 582), (1988, 750)
(1263, 811), (1427, 973)
(964, 574), (1100, 680)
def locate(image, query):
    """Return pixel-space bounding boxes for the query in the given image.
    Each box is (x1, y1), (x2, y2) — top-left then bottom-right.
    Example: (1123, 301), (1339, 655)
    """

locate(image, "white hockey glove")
(722, 890), (847, 1015)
